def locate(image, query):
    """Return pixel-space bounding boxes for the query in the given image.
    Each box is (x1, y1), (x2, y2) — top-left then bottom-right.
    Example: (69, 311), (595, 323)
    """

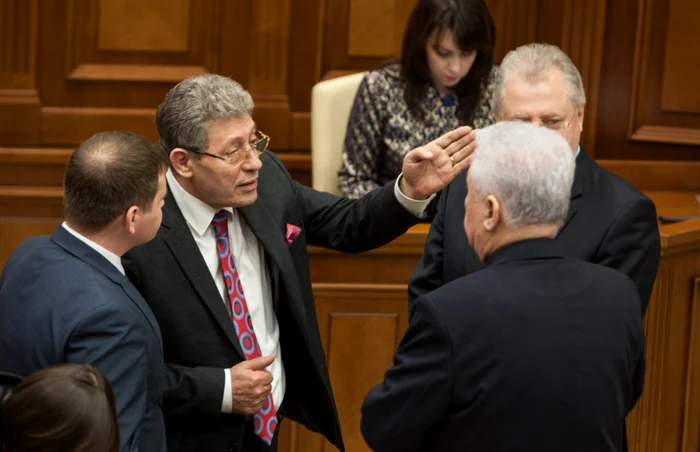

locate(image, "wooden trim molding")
(68, 64), (208, 83)
(630, 125), (700, 146)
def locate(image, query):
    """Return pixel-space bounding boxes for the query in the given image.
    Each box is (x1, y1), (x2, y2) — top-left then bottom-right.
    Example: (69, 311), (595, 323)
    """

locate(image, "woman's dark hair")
(400, 0), (496, 124)
(2, 364), (120, 452)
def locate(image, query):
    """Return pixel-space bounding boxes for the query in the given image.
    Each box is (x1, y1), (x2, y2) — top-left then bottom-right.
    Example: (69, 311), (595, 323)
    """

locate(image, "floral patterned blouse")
(337, 63), (497, 198)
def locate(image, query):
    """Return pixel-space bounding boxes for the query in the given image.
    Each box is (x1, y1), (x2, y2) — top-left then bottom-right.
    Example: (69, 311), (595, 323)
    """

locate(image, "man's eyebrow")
(222, 122), (257, 149)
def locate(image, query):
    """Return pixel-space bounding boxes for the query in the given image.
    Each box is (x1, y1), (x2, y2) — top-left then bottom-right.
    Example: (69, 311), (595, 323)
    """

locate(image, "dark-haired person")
(0, 131), (168, 452)
(2, 364), (120, 452)
(338, 0), (497, 198)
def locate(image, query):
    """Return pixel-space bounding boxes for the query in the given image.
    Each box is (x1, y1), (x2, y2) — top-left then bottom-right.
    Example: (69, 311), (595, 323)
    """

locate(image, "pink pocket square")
(285, 223), (301, 245)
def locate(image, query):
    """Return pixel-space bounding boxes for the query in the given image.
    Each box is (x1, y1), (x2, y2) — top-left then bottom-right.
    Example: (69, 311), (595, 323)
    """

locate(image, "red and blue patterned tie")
(211, 210), (278, 445)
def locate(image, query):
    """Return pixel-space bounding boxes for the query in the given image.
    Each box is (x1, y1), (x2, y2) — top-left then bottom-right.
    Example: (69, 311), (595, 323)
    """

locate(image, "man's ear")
(170, 148), (193, 178)
(577, 107), (585, 132)
(124, 205), (139, 235)
(483, 195), (501, 231)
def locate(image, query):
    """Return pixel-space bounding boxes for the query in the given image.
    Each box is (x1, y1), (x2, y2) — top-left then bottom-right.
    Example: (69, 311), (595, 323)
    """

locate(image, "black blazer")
(362, 239), (645, 452)
(409, 149), (661, 313)
(122, 152), (426, 452)
(0, 226), (166, 452)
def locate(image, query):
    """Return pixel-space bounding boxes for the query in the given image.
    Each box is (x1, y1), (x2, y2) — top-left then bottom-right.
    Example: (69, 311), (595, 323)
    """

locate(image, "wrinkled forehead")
(206, 116), (255, 146)
(499, 71), (574, 118)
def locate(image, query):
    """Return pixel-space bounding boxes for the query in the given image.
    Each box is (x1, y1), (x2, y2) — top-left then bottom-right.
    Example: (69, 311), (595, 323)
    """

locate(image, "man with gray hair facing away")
(409, 43), (661, 314)
(361, 121), (645, 452)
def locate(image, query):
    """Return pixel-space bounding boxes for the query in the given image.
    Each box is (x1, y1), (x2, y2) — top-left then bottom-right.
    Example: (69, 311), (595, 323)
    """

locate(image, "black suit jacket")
(362, 239), (645, 452)
(122, 152), (426, 452)
(409, 149), (661, 313)
(0, 226), (166, 452)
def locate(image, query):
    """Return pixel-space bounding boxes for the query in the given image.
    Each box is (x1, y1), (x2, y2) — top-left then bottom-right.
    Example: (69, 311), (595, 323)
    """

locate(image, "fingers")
(404, 146), (435, 164)
(231, 370), (274, 415)
(451, 153), (473, 174)
(254, 370), (273, 386)
(447, 137), (476, 164)
(241, 353), (275, 370)
(445, 129), (477, 157)
(433, 126), (473, 149)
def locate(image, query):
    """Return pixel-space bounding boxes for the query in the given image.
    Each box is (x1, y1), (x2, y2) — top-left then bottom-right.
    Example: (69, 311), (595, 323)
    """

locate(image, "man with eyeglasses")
(410, 42), (661, 315)
(122, 73), (476, 452)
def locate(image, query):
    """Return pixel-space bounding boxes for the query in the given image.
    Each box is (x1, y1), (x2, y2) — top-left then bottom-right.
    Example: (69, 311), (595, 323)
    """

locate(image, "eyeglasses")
(186, 130), (270, 165)
(516, 118), (572, 131)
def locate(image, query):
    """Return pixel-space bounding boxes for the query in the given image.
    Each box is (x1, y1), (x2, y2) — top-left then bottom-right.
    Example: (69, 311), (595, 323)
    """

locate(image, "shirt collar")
(575, 145), (581, 160)
(166, 169), (233, 236)
(61, 222), (125, 275)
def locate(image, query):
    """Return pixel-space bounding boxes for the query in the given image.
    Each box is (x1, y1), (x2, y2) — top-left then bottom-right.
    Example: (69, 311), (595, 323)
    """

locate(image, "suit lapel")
(118, 281), (164, 354)
(161, 195), (244, 358)
(239, 201), (308, 319)
(557, 148), (589, 236)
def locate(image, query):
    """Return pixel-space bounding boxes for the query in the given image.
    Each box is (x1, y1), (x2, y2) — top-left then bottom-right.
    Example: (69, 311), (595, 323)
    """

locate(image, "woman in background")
(338, 0), (497, 198)
(2, 364), (119, 452)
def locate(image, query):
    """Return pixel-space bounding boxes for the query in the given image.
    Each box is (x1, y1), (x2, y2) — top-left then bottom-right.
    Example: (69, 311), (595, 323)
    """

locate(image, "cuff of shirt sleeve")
(394, 174), (435, 218)
(221, 368), (232, 413)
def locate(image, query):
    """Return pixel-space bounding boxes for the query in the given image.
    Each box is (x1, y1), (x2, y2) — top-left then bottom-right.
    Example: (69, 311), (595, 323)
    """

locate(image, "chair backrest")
(311, 71), (367, 195)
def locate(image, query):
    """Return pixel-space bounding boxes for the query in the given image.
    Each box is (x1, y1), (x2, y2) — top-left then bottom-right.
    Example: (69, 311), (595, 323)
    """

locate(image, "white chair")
(311, 71), (367, 195)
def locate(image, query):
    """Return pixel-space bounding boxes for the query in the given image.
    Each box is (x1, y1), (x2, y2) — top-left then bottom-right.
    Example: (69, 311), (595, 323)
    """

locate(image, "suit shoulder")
(588, 160), (652, 206)
(423, 270), (497, 315)
(1, 235), (51, 272)
(575, 258), (641, 303)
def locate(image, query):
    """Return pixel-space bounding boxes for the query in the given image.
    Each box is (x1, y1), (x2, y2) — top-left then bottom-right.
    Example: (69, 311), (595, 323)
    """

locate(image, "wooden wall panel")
(660, 0), (700, 114)
(97, 0), (191, 52)
(627, 0), (700, 147)
(0, 0), (40, 144)
(596, 0), (700, 160)
(284, 284), (409, 452)
(681, 278), (700, 451)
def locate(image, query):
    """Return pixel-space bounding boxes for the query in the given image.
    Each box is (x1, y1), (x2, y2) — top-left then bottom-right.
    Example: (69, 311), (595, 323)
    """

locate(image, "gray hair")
(493, 43), (586, 115)
(470, 121), (575, 227)
(155, 74), (254, 154)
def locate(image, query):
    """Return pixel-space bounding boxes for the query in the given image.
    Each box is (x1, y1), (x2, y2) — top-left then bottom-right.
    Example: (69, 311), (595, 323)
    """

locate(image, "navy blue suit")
(362, 239), (645, 452)
(0, 226), (166, 452)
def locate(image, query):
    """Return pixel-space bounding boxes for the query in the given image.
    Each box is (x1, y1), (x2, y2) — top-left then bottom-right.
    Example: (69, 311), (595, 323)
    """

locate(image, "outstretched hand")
(399, 126), (477, 199)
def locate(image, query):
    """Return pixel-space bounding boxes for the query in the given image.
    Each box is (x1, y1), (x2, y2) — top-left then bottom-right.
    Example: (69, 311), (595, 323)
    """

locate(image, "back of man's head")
(63, 131), (168, 233)
(470, 121), (575, 229)
(493, 43), (586, 114)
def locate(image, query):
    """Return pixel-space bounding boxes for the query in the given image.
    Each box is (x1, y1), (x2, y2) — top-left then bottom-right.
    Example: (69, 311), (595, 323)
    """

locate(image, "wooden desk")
(281, 191), (700, 452)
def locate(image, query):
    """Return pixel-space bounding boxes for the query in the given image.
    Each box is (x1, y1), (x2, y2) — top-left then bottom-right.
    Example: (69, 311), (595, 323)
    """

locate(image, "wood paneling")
(596, 0), (700, 159)
(660, 0), (700, 114)
(681, 278), (700, 451)
(97, 0), (191, 52)
(2, 1), (700, 450)
(625, 221), (700, 452)
(0, 0), (40, 144)
(346, 0), (412, 58)
(280, 284), (409, 451)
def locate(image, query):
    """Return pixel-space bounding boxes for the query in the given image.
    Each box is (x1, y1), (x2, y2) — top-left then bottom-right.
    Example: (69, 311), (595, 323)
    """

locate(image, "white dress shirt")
(62, 222), (125, 275)
(166, 170), (284, 413)
(166, 169), (431, 414)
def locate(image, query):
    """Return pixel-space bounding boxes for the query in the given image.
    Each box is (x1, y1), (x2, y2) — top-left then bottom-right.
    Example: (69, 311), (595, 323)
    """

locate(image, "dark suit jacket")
(122, 152), (425, 452)
(362, 239), (645, 452)
(0, 226), (166, 452)
(409, 149), (661, 313)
